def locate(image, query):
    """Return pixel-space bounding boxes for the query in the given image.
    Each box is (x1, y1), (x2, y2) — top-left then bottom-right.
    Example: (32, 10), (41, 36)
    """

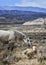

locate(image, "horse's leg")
(7, 40), (15, 51)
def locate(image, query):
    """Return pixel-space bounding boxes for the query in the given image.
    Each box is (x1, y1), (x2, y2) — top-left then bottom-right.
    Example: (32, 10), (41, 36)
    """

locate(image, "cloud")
(15, 0), (46, 8)
(16, 1), (40, 7)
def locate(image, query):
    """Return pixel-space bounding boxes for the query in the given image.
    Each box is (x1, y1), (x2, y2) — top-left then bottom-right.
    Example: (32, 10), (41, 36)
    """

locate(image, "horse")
(0, 30), (30, 50)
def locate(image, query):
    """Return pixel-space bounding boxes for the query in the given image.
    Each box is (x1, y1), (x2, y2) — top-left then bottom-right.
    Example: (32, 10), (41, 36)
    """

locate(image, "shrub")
(14, 56), (21, 62)
(38, 56), (46, 63)
(24, 51), (28, 55)
(27, 52), (34, 59)
(2, 60), (10, 65)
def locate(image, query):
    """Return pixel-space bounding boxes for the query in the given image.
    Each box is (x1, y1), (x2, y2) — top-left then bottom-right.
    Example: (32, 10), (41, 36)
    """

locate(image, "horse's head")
(20, 33), (30, 45)
(23, 36), (31, 46)
(14, 30), (31, 46)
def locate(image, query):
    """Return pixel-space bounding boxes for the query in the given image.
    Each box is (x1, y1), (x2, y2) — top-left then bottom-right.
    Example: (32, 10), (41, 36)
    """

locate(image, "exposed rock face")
(23, 18), (45, 25)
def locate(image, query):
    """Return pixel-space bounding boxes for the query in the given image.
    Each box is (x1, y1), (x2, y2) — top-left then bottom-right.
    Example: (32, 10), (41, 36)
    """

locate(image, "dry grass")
(0, 25), (46, 65)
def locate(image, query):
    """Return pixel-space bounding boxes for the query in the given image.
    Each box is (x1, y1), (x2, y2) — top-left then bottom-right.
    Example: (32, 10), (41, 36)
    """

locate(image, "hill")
(23, 18), (46, 25)
(0, 6), (46, 24)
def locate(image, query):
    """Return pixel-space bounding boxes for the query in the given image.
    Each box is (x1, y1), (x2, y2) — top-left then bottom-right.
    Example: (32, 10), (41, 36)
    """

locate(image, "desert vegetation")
(0, 25), (46, 65)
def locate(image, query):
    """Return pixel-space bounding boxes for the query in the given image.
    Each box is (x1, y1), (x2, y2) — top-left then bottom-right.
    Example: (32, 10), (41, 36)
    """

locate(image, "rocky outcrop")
(23, 18), (46, 25)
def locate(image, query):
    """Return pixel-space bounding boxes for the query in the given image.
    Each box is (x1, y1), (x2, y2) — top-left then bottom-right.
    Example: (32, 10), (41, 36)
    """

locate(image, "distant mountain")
(0, 6), (46, 24)
(0, 6), (46, 13)
(0, 10), (37, 15)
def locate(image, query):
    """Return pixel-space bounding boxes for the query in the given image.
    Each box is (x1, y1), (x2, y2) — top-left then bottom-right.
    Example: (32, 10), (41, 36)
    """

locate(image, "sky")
(0, 0), (46, 8)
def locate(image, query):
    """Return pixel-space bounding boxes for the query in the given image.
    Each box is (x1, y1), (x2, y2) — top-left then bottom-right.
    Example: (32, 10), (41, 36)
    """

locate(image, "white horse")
(0, 30), (30, 45)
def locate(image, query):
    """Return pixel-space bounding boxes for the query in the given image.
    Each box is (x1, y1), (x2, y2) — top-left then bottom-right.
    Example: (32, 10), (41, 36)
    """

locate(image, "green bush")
(2, 60), (10, 65)
(27, 52), (34, 59)
(38, 56), (46, 63)
(24, 51), (28, 55)
(15, 56), (21, 62)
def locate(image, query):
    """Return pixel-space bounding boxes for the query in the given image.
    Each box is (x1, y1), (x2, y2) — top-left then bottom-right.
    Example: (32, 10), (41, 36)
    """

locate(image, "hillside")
(23, 18), (46, 25)
(0, 25), (46, 65)
(0, 10), (46, 24)
(0, 6), (46, 24)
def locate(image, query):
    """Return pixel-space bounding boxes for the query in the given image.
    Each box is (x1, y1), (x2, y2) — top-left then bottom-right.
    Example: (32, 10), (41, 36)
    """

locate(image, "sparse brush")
(14, 56), (21, 62)
(24, 51), (27, 55)
(2, 60), (10, 65)
(27, 52), (34, 59)
(38, 56), (46, 63)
